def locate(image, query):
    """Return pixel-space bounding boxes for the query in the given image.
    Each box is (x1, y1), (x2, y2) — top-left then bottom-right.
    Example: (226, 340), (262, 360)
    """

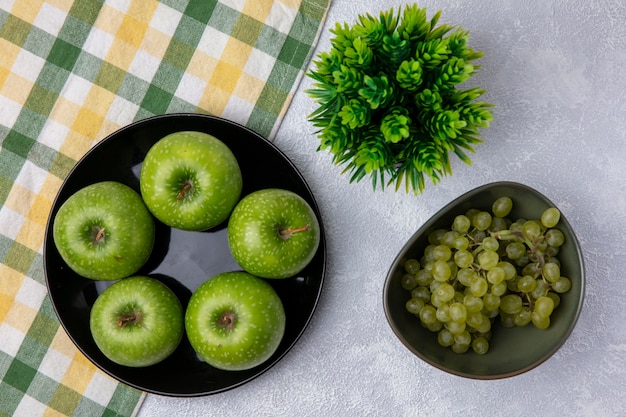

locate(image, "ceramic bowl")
(383, 181), (584, 379)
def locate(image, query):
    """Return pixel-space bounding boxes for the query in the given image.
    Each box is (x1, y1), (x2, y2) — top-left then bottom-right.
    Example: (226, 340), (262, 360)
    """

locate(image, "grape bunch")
(400, 197), (571, 354)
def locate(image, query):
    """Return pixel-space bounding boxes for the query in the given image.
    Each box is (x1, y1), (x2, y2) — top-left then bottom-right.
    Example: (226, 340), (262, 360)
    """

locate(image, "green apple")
(52, 181), (155, 280)
(227, 188), (321, 279)
(139, 131), (243, 231)
(185, 271), (286, 371)
(90, 276), (184, 367)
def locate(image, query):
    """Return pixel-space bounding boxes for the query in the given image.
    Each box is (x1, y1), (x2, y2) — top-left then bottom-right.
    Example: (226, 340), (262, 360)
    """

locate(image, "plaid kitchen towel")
(0, 0), (330, 416)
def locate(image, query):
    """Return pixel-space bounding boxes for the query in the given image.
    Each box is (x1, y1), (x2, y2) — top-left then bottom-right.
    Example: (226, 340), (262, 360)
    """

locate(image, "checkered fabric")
(0, 0), (330, 416)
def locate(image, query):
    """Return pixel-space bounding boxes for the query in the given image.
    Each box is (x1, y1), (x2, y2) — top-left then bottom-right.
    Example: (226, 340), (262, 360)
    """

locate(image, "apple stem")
(279, 224), (310, 240)
(217, 310), (237, 331)
(177, 181), (193, 203)
(95, 227), (105, 243)
(117, 311), (142, 327)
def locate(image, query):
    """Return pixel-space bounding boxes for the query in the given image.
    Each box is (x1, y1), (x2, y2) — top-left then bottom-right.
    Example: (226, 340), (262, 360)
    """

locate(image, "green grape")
(436, 304), (451, 322)
(522, 220), (542, 240)
(457, 268), (476, 286)
(483, 307), (499, 319)
(472, 336), (490, 354)
(505, 241), (526, 260)
(487, 267), (506, 285)
(425, 320), (444, 332)
(513, 307), (532, 327)
(437, 329), (455, 347)
(447, 261), (458, 280)
(475, 316), (492, 333)
(500, 312), (515, 328)
(452, 215), (471, 233)
(492, 282), (508, 296)
(522, 262), (540, 277)
(453, 235), (470, 251)
(490, 216), (509, 232)
(415, 269), (433, 286)
(500, 294), (523, 314)
(478, 250), (499, 270)
(433, 245), (452, 261)
(546, 245), (560, 257)
(440, 231), (460, 248)
(405, 298), (424, 315)
(545, 229), (565, 247)
(432, 260), (452, 282)
(475, 330), (492, 341)
(482, 236), (499, 251)
(411, 286), (431, 303)
(423, 245), (436, 262)
(552, 276), (571, 293)
(454, 250), (474, 268)
(404, 258), (421, 274)
(472, 211), (492, 231)
(547, 292), (561, 308)
(446, 320), (466, 335)
(465, 208), (481, 220)
(469, 229), (487, 244)
(454, 330), (472, 346)
(542, 262), (561, 283)
(430, 280), (442, 293)
(434, 283), (455, 302)
(483, 293), (501, 311)
(449, 302), (468, 322)
(470, 276), (489, 297)
(431, 293), (445, 308)
(401, 274), (418, 290)
(419, 305), (437, 324)
(536, 240), (548, 252)
(453, 291), (465, 303)
(514, 254), (530, 268)
(451, 343), (470, 354)
(534, 296), (554, 318)
(463, 294), (484, 313)
(510, 221), (524, 233)
(428, 229), (447, 245)
(498, 261), (518, 280)
(507, 276), (520, 292)
(466, 311), (484, 329)
(531, 280), (549, 298)
(517, 275), (537, 293)
(492, 196), (513, 218)
(541, 207), (561, 228)
(531, 311), (550, 329)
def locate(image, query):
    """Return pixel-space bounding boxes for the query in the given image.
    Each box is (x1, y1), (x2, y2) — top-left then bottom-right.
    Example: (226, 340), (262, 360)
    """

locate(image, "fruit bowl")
(383, 182), (584, 379)
(43, 113), (326, 396)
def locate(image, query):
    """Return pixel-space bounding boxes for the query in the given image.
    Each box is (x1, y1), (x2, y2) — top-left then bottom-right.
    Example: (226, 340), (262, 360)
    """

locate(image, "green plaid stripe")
(0, 0), (329, 415)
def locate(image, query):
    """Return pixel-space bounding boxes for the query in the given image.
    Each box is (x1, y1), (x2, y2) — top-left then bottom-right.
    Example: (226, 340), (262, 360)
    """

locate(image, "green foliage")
(306, 4), (494, 194)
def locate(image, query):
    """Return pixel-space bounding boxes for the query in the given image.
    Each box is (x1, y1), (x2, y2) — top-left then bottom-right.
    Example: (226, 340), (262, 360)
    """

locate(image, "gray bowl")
(383, 182), (585, 379)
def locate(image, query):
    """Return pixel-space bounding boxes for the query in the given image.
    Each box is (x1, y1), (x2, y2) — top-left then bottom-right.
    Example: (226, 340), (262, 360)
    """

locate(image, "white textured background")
(140, 1), (626, 415)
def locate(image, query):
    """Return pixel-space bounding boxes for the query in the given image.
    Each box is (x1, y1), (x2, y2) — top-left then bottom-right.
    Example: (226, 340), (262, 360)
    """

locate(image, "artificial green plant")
(306, 4), (494, 194)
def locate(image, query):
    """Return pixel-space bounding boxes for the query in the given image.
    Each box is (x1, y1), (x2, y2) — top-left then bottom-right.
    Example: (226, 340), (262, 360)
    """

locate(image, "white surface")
(139, 1), (626, 416)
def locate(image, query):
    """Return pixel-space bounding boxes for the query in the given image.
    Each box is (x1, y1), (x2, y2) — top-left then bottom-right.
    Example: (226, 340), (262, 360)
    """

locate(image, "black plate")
(43, 113), (326, 396)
